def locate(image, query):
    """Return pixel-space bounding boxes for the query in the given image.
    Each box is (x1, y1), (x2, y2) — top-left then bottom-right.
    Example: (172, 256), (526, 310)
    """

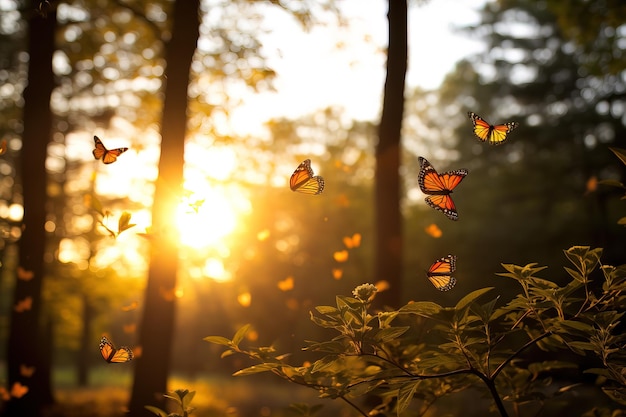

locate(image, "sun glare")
(175, 187), (239, 249)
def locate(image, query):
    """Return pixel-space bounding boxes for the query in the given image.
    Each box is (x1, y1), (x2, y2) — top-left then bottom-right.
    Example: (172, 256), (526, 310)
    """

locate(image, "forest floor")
(19, 368), (620, 417)
(48, 371), (354, 417)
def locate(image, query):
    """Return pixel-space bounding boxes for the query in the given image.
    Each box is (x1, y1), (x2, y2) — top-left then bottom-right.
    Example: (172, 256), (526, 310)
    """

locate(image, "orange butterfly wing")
(468, 112), (518, 145)
(418, 157), (468, 221)
(426, 254), (457, 291)
(99, 336), (134, 363)
(290, 159), (324, 195)
(92, 136), (107, 160)
(93, 136), (128, 164)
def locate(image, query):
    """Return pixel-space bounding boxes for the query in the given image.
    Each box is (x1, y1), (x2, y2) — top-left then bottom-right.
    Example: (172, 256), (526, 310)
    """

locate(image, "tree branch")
(491, 331), (552, 379)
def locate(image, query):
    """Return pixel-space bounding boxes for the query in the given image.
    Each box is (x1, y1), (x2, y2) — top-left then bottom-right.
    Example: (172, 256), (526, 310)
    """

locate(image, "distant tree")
(2, 2), (56, 416)
(127, 0), (200, 414)
(400, 0), (626, 297)
(374, 0), (407, 309)
(544, 0), (626, 75)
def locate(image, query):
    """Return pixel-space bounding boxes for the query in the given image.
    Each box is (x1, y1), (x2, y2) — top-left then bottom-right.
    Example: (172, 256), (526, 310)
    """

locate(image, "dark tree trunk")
(77, 293), (93, 386)
(128, 0), (200, 415)
(373, 0), (407, 310)
(2, 5), (56, 417)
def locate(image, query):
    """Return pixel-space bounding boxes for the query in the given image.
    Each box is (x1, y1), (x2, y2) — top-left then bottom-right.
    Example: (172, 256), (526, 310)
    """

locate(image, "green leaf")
(567, 341), (596, 352)
(563, 246), (602, 277)
(399, 301), (442, 316)
(563, 245), (591, 263)
(163, 392), (183, 406)
(563, 266), (584, 283)
(309, 312), (342, 329)
(497, 263), (548, 281)
(609, 147), (626, 167)
(311, 355), (339, 373)
(232, 324), (251, 347)
(528, 361), (578, 379)
(203, 336), (232, 347)
(315, 305), (339, 315)
(347, 379), (385, 397)
(597, 179), (625, 188)
(373, 326), (409, 343)
(336, 295), (362, 310)
(558, 320), (594, 333)
(144, 405), (168, 417)
(220, 349), (235, 359)
(340, 308), (362, 326)
(554, 383), (581, 396)
(584, 367), (613, 378)
(455, 287), (494, 311)
(377, 311), (398, 327)
(89, 193), (105, 217)
(233, 363), (279, 376)
(181, 390), (195, 409)
(304, 340), (349, 354)
(118, 211), (135, 233)
(396, 381), (420, 415)
(471, 296), (501, 322)
(602, 387), (626, 406)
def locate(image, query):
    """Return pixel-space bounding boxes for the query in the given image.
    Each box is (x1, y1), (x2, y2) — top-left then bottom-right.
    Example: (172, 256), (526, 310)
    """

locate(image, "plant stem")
(340, 395), (369, 417)
(471, 370), (509, 417)
(491, 331), (551, 379)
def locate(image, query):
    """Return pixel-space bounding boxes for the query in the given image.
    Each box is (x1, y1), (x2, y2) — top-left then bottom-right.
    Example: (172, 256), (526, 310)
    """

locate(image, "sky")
(230, 0), (485, 135)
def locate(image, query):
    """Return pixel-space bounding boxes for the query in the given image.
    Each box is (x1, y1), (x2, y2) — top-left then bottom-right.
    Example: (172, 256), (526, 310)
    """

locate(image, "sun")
(175, 187), (239, 250)
(173, 143), (250, 250)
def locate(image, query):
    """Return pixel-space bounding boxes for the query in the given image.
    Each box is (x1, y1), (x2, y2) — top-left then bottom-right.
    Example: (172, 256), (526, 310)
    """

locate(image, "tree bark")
(128, 0), (200, 415)
(2, 4), (56, 417)
(77, 293), (93, 386)
(373, 0), (407, 310)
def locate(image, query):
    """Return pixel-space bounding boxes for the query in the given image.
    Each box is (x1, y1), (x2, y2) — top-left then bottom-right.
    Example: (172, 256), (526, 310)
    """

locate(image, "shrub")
(206, 246), (626, 416)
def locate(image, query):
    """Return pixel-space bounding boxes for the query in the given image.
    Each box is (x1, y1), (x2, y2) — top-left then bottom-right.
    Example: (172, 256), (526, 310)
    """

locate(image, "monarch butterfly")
(427, 254), (457, 291)
(92, 136), (128, 164)
(99, 336), (134, 363)
(467, 112), (519, 145)
(0, 139), (7, 155)
(290, 159), (324, 195)
(418, 157), (468, 221)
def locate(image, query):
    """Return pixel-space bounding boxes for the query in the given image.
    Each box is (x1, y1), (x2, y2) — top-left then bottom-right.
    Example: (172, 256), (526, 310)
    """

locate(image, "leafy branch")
(205, 247), (626, 416)
(86, 193), (136, 238)
(145, 389), (196, 417)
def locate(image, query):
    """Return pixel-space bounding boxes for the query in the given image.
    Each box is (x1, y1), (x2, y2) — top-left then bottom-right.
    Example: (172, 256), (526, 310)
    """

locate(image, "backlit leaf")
(203, 336), (232, 347)
(234, 363), (279, 376)
(455, 288), (494, 311)
(233, 324), (251, 347)
(397, 381), (420, 414)
(609, 147), (626, 167)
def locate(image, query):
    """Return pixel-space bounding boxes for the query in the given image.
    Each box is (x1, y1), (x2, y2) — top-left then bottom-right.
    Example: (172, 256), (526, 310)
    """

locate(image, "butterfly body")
(99, 336), (134, 363)
(467, 112), (519, 145)
(290, 159), (324, 195)
(93, 136), (128, 164)
(418, 157), (468, 221)
(427, 254), (457, 291)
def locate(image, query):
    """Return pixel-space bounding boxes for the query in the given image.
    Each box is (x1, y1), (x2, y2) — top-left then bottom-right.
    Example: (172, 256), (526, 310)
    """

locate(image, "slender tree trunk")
(77, 293), (93, 386)
(128, 1), (200, 415)
(373, 0), (407, 310)
(2, 5), (56, 417)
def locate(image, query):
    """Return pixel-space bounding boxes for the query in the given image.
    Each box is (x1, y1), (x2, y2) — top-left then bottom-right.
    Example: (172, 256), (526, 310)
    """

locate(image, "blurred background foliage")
(0, 0), (625, 415)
